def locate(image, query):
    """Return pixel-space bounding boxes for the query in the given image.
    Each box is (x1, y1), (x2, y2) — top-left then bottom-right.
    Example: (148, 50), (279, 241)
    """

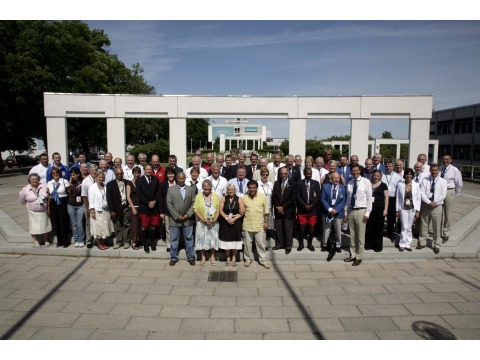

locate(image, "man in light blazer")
(296, 168), (321, 253)
(166, 172), (196, 266)
(320, 172), (347, 254)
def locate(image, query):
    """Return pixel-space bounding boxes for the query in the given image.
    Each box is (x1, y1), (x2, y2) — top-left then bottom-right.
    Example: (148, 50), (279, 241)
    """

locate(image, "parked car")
(14, 155), (38, 167)
(5, 156), (17, 168)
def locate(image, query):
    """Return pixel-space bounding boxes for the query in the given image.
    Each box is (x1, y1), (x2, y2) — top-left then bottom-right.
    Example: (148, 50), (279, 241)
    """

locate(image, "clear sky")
(83, 20), (480, 139)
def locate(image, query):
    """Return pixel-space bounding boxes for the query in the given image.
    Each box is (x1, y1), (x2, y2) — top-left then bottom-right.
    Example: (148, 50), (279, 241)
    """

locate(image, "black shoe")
(151, 245), (156, 251)
(297, 245), (304, 251)
(433, 247), (440, 254)
(272, 246), (284, 250)
(307, 245), (315, 252)
(336, 247), (342, 253)
(320, 246), (327, 252)
(87, 243), (93, 249)
(144, 244), (150, 254)
(399, 248), (404, 252)
(352, 259), (362, 266)
(327, 252), (335, 262)
(405, 247), (412, 252)
(285, 248), (291, 255)
(344, 257), (355, 262)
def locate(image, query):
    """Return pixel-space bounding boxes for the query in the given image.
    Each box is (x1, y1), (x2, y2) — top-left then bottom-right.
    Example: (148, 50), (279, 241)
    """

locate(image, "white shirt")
(420, 175), (448, 205)
(185, 166), (209, 181)
(257, 180), (274, 208)
(267, 162), (285, 179)
(103, 169), (115, 184)
(300, 168), (321, 183)
(227, 177), (248, 197)
(422, 164), (430, 174)
(81, 175), (95, 198)
(207, 175), (228, 199)
(346, 177), (373, 216)
(123, 164), (144, 181)
(413, 171), (426, 184)
(29, 163), (49, 184)
(440, 164), (463, 195)
(186, 178), (203, 193)
(47, 179), (70, 198)
(382, 171), (403, 197)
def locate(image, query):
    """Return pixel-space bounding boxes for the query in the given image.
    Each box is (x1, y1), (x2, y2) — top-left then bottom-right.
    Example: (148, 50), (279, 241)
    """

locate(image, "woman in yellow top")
(194, 179), (220, 265)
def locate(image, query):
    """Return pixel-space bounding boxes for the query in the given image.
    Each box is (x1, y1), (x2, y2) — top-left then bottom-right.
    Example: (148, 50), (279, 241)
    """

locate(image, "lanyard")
(211, 177), (219, 191)
(260, 182), (269, 196)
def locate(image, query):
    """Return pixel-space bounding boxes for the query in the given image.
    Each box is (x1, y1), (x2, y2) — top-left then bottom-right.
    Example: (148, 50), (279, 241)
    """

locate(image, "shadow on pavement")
(0, 254), (90, 340)
(412, 321), (456, 340)
(443, 271), (480, 291)
(270, 250), (325, 340)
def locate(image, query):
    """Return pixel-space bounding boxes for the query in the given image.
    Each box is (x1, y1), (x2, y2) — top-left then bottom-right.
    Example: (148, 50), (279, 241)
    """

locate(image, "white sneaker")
(74, 242), (79, 248)
(262, 262), (271, 269)
(78, 243), (85, 248)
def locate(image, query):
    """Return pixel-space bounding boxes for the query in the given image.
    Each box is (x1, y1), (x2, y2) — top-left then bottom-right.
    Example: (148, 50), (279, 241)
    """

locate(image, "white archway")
(44, 93), (433, 168)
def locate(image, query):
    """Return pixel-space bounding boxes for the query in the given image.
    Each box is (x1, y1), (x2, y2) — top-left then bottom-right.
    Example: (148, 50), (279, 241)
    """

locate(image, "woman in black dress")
(219, 183), (245, 267)
(365, 169), (389, 252)
(126, 166), (142, 250)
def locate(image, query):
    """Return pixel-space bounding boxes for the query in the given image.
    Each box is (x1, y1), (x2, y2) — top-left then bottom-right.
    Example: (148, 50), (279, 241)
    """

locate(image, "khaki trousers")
(419, 203), (443, 248)
(348, 209), (367, 260)
(243, 230), (268, 264)
(442, 189), (455, 238)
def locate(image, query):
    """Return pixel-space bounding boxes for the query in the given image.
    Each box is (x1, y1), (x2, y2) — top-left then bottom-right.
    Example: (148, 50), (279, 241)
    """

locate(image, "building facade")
(431, 103), (480, 165)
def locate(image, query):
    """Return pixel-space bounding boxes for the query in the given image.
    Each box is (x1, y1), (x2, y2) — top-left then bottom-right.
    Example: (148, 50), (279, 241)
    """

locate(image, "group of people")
(19, 148), (462, 269)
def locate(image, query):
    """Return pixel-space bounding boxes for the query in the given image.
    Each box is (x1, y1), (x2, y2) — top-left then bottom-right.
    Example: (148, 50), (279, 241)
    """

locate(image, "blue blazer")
(337, 165), (353, 183)
(320, 183), (347, 218)
(372, 163), (386, 174)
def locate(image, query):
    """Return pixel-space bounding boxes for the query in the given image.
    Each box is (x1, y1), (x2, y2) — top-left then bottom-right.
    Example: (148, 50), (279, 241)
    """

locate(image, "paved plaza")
(1, 173), (480, 340)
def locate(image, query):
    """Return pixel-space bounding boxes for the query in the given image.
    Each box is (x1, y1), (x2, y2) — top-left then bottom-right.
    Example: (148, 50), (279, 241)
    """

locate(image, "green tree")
(126, 118), (169, 145)
(129, 139), (170, 162)
(0, 20), (155, 152)
(381, 131), (393, 139)
(187, 118), (209, 151)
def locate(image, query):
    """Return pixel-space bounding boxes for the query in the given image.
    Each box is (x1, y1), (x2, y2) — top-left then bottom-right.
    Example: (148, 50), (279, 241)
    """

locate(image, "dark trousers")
(49, 197), (69, 246)
(112, 206), (131, 245)
(365, 207), (385, 252)
(387, 197), (397, 238)
(274, 217), (295, 250)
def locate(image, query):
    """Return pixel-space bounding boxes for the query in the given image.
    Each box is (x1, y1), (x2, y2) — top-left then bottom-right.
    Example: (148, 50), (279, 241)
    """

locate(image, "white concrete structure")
(208, 119), (266, 152)
(373, 138), (439, 165)
(44, 93), (433, 169)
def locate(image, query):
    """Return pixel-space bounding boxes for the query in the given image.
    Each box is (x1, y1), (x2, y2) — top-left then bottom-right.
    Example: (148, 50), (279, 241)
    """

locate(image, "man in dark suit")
(245, 153), (259, 180)
(137, 164), (163, 253)
(107, 168), (132, 249)
(222, 155), (235, 180)
(320, 172), (347, 253)
(277, 154), (301, 182)
(296, 168), (321, 252)
(271, 166), (297, 254)
(166, 172), (196, 266)
(166, 154), (183, 175)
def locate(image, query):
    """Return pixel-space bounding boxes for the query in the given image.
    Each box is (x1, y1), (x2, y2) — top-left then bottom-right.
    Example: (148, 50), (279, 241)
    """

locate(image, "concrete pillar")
(107, 118), (126, 164)
(220, 134), (226, 152)
(170, 118), (187, 169)
(350, 118), (370, 162)
(229, 139), (231, 151)
(46, 117), (68, 166)
(289, 118), (306, 160)
(396, 143), (401, 160)
(409, 119), (430, 168)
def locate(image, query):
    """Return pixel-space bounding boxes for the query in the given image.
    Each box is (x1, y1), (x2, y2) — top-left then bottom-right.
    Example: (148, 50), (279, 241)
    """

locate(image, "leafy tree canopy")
(0, 20), (155, 152)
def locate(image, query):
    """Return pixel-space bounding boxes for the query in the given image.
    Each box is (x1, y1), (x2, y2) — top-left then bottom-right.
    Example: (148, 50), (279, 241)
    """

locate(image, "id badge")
(76, 196), (82, 203)
(209, 208), (216, 216)
(405, 199), (411, 206)
(331, 199), (336, 205)
(228, 213), (233, 219)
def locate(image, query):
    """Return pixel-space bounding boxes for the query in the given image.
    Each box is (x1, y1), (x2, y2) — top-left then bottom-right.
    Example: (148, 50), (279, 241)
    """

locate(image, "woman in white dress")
(194, 180), (220, 265)
(88, 170), (113, 250)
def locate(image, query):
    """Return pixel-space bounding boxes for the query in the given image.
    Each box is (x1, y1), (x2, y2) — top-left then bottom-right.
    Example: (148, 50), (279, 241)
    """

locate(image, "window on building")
(476, 118), (480, 132)
(454, 118), (473, 134)
(453, 145), (471, 161)
(439, 145), (451, 157)
(234, 127), (240, 136)
(437, 122), (452, 135)
(474, 146), (480, 162)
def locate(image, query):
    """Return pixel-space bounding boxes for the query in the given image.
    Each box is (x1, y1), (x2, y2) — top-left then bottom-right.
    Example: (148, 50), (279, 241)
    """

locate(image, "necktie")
(431, 179), (435, 200)
(415, 174), (419, 183)
(351, 180), (357, 207)
(281, 181), (286, 196)
(306, 181), (310, 202)
(146, 176), (150, 184)
(239, 180), (243, 193)
(332, 185), (337, 201)
(180, 187), (185, 200)
(441, 167), (447, 178)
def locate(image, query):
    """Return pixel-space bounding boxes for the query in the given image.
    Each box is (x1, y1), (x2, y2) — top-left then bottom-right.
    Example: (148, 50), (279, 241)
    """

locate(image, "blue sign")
(245, 127), (258, 132)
